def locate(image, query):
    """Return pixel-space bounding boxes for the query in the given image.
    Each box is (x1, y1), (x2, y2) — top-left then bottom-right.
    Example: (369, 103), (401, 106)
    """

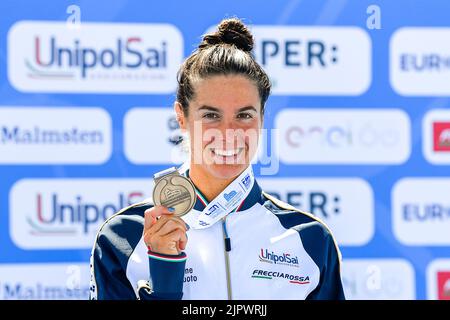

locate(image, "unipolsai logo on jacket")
(259, 248), (300, 268)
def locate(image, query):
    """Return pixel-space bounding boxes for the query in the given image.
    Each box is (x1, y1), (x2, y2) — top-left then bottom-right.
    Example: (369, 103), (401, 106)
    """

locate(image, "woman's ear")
(174, 101), (186, 130)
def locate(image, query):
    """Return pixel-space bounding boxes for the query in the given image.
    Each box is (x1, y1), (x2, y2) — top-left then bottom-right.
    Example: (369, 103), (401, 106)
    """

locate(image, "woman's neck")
(188, 165), (236, 203)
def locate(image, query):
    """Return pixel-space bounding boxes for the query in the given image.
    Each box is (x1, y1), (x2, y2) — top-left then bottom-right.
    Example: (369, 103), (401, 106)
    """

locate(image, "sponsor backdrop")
(0, 0), (449, 300)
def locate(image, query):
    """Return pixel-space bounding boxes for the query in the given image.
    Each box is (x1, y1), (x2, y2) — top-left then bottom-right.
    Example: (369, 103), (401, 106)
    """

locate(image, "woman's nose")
(220, 117), (241, 131)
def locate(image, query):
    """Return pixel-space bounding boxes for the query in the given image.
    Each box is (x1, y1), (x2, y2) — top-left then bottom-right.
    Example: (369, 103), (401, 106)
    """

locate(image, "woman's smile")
(210, 146), (245, 164)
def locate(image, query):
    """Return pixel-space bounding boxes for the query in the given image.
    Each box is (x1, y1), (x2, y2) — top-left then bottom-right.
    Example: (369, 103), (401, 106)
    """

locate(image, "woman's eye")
(203, 113), (220, 119)
(237, 113), (253, 119)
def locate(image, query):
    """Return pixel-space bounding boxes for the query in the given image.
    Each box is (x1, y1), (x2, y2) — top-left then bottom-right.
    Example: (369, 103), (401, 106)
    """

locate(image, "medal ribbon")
(179, 163), (255, 230)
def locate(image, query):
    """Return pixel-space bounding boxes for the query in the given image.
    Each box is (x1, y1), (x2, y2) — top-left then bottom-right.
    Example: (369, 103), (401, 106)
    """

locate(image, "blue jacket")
(89, 179), (345, 300)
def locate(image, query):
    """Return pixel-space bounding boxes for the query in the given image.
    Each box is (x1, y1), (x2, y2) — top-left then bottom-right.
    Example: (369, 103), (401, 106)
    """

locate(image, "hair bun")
(199, 18), (254, 52)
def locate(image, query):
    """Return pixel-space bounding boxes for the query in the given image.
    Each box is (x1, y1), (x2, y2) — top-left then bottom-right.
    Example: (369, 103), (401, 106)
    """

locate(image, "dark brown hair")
(176, 17), (271, 116)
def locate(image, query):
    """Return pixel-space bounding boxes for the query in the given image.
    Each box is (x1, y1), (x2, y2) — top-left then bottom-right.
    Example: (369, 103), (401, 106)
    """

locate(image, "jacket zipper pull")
(222, 218), (232, 252)
(224, 237), (231, 252)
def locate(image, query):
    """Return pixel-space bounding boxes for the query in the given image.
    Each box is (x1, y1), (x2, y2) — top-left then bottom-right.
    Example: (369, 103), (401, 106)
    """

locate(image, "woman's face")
(176, 74), (262, 181)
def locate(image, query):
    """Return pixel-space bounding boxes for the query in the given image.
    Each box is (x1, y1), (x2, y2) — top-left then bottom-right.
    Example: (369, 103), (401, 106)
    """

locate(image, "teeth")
(214, 149), (240, 157)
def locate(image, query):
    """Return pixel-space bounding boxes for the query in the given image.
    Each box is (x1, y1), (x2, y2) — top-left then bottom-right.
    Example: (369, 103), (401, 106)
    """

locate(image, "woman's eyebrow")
(198, 105), (221, 112)
(237, 106), (257, 113)
(197, 105), (257, 113)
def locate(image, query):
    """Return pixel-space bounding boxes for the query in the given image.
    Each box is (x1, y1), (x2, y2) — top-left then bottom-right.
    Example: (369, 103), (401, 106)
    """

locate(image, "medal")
(152, 167), (196, 217)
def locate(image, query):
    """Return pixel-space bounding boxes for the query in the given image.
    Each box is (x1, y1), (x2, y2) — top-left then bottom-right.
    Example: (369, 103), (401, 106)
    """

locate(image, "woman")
(89, 17), (345, 300)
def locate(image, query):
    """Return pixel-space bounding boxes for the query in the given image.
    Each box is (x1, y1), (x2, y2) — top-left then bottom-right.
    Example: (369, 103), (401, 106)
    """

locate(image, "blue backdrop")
(1, 0), (450, 300)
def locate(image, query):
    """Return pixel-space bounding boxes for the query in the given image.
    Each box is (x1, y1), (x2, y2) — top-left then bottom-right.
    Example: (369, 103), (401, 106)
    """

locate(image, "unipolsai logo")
(8, 21), (183, 93)
(10, 179), (151, 249)
(30, 36), (168, 79)
(26, 191), (143, 235)
(259, 248), (299, 268)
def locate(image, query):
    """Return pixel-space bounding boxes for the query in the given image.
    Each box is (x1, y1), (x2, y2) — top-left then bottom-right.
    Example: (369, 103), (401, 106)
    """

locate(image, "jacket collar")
(186, 169), (265, 213)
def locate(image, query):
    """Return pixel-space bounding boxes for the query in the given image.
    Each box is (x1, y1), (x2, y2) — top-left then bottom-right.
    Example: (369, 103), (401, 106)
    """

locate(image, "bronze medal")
(152, 167), (196, 217)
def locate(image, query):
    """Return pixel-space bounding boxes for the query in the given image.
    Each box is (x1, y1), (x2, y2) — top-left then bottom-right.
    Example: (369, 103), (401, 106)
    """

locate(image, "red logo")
(433, 122), (450, 152)
(437, 271), (450, 300)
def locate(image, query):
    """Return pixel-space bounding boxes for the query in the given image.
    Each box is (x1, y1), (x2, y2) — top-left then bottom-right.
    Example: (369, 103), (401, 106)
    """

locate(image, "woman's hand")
(143, 206), (188, 255)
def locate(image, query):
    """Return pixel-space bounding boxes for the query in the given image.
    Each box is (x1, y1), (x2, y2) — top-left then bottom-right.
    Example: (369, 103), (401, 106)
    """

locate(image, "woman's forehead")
(191, 75), (261, 110)
(194, 74), (257, 90)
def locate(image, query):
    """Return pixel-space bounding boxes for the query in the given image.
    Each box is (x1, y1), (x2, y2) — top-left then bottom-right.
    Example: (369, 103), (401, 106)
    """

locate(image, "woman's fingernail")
(168, 207), (175, 213)
(185, 223), (190, 231)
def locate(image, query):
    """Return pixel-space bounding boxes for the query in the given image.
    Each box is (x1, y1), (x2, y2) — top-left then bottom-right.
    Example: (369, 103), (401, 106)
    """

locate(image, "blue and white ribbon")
(178, 163), (254, 229)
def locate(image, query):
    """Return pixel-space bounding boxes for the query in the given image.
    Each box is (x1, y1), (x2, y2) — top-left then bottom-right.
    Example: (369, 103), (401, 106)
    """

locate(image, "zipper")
(221, 217), (232, 300)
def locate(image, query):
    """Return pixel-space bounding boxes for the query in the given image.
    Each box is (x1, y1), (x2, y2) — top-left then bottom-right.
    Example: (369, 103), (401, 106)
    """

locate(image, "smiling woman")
(89, 17), (345, 300)
(176, 74), (263, 200)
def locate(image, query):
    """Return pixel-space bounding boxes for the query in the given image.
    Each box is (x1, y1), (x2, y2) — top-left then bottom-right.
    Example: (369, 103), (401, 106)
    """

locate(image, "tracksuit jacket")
(89, 176), (345, 300)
